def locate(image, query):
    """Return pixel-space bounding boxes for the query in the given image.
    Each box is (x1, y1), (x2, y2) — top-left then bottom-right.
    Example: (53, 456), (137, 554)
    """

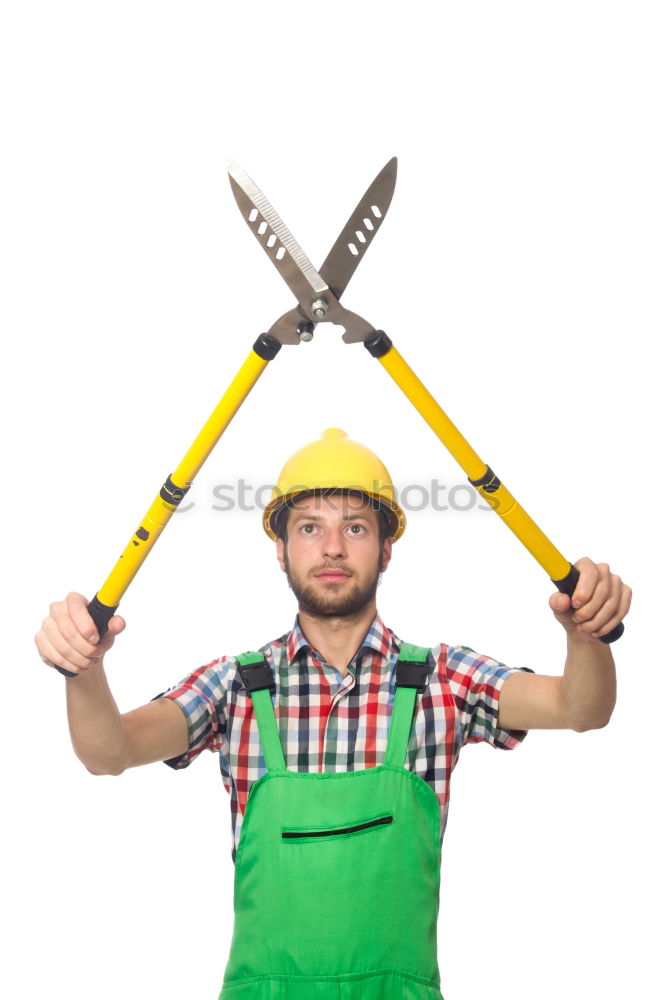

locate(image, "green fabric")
(220, 647), (444, 1000)
(398, 642), (430, 663)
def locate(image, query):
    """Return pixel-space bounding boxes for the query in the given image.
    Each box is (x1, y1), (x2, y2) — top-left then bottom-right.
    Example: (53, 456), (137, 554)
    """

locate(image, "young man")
(35, 428), (631, 999)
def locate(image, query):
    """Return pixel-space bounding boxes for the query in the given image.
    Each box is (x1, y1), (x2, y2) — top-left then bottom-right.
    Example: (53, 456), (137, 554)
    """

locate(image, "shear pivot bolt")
(297, 321), (315, 343)
(311, 298), (328, 319)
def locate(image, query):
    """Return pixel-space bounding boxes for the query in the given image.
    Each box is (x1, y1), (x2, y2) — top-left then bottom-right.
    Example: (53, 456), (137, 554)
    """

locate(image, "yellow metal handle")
(56, 337), (280, 678)
(364, 332), (623, 643)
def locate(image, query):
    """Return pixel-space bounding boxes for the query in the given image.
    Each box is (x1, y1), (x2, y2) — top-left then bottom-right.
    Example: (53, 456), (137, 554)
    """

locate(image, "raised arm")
(497, 557), (631, 732)
(35, 592), (188, 775)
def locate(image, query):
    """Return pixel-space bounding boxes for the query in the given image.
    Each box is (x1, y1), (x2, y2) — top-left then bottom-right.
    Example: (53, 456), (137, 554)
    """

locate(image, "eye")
(348, 523), (366, 535)
(300, 523), (317, 535)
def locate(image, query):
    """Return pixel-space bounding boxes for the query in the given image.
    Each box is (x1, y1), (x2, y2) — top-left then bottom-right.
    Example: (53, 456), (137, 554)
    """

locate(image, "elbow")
(79, 754), (127, 777)
(75, 734), (129, 776)
(595, 714), (613, 731)
(570, 697), (616, 733)
(573, 715), (613, 733)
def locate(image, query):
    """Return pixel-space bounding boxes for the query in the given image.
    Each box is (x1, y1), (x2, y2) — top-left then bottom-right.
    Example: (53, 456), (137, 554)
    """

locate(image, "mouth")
(315, 571), (351, 581)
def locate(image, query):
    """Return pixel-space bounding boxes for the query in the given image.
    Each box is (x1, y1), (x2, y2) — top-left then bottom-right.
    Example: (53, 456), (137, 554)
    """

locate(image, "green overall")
(219, 643), (444, 1000)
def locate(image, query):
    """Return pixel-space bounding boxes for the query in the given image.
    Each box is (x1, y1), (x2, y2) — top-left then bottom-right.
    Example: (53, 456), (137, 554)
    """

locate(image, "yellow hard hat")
(263, 428), (406, 542)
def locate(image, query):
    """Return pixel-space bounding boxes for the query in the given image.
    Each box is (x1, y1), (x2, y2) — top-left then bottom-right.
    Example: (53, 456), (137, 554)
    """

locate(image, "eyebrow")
(289, 513), (372, 524)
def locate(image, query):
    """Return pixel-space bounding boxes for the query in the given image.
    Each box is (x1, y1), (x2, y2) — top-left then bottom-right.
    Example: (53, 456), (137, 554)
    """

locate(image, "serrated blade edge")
(228, 161), (327, 308)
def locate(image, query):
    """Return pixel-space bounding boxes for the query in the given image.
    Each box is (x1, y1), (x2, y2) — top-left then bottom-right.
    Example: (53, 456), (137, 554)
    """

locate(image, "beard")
(283, 548), (383, 618)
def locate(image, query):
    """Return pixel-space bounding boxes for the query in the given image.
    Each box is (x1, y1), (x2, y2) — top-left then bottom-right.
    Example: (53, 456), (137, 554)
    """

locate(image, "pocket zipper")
(282, 814), (393, 839)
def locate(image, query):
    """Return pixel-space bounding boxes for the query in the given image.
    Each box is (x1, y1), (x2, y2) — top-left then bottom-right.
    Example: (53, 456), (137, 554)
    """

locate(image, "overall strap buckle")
(395, 641), (432, 692)
(236, 651), (276, 694)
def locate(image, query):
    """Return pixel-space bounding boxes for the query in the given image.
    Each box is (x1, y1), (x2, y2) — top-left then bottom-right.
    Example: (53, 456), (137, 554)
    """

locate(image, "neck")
(297, 602), (378, 674)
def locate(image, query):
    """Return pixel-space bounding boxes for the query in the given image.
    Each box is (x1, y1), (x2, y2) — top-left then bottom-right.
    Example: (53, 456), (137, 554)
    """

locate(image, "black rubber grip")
(553, 564), (624, 644)
(364, 331), (392, 358)
(54, 666), (78, 677)
(54, 594), (119, 678)
(253, 334), (281, 360)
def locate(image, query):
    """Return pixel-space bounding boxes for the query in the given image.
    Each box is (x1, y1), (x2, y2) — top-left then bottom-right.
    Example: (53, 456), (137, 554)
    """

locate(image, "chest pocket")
(281, 811), (394, 843)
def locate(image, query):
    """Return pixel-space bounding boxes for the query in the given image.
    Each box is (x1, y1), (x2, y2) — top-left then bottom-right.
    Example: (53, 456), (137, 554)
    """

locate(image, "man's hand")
(35, 592), (126, 676)
(550, 557), (631, 641)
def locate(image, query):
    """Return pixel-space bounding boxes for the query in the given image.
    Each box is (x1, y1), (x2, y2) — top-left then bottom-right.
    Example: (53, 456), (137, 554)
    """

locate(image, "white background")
(2, 2), (659, 998)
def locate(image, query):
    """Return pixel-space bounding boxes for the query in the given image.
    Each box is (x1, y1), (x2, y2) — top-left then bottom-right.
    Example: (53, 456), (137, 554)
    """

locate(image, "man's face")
(275, 492), (393, 618)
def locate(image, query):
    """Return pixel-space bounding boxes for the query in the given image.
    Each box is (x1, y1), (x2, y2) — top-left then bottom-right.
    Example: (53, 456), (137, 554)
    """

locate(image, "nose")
(322, 524), (347, 560)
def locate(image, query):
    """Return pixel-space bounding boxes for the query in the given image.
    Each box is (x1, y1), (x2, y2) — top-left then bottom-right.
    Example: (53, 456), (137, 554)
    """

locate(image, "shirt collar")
(286, 610), (393, 668)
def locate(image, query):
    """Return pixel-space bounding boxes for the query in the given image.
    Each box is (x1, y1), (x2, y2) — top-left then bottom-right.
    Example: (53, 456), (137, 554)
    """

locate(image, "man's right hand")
(35, 592), (126, 676)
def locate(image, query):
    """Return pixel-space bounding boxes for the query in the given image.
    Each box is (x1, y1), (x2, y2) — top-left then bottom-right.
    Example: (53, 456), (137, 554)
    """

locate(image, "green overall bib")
(219, 643), (445, 1000)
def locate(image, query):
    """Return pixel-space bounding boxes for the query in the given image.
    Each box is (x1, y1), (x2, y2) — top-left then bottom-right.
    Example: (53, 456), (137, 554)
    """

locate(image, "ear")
(380, 537), (393, 574)
(276, 537), (286, 572)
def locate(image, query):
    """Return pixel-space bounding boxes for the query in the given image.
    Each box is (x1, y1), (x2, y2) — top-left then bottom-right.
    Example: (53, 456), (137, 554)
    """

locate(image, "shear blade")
(228, 161), (328, 318)
(319, 156), (397, 302)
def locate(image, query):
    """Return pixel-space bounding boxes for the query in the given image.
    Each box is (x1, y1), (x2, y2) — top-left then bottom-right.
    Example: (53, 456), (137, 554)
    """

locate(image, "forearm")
(559, 634), (617, 731)
(65, 661), (128, 775)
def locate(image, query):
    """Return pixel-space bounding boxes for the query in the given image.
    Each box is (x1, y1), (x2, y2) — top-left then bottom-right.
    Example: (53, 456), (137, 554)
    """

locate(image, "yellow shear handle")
(364, 332), (623, 644)
(56, 335), (281, 678)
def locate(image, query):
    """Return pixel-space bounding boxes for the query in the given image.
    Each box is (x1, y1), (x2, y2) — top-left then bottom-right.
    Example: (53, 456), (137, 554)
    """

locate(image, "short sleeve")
(444, 645), (535, 750)
(150, 656), (234, 769)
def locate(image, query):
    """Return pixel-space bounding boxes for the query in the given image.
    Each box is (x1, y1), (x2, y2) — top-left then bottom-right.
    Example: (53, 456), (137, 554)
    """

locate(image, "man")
(35, 428), (631, 999)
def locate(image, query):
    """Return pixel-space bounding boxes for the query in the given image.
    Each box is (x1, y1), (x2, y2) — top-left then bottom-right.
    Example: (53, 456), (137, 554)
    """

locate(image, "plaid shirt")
(153, 612), (534, 864)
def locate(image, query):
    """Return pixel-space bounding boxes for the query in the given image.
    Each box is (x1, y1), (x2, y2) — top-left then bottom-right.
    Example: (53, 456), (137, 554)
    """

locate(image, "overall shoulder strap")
(235, 652), (286, 771)
(384, 642), (433, 768)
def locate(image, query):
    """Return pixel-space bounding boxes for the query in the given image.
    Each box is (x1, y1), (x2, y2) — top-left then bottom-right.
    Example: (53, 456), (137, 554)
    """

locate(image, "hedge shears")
(59, 157), (622, 676)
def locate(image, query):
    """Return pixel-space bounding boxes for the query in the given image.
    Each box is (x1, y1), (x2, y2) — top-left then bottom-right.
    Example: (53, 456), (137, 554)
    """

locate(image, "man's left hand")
(550, 557), (632, 641)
